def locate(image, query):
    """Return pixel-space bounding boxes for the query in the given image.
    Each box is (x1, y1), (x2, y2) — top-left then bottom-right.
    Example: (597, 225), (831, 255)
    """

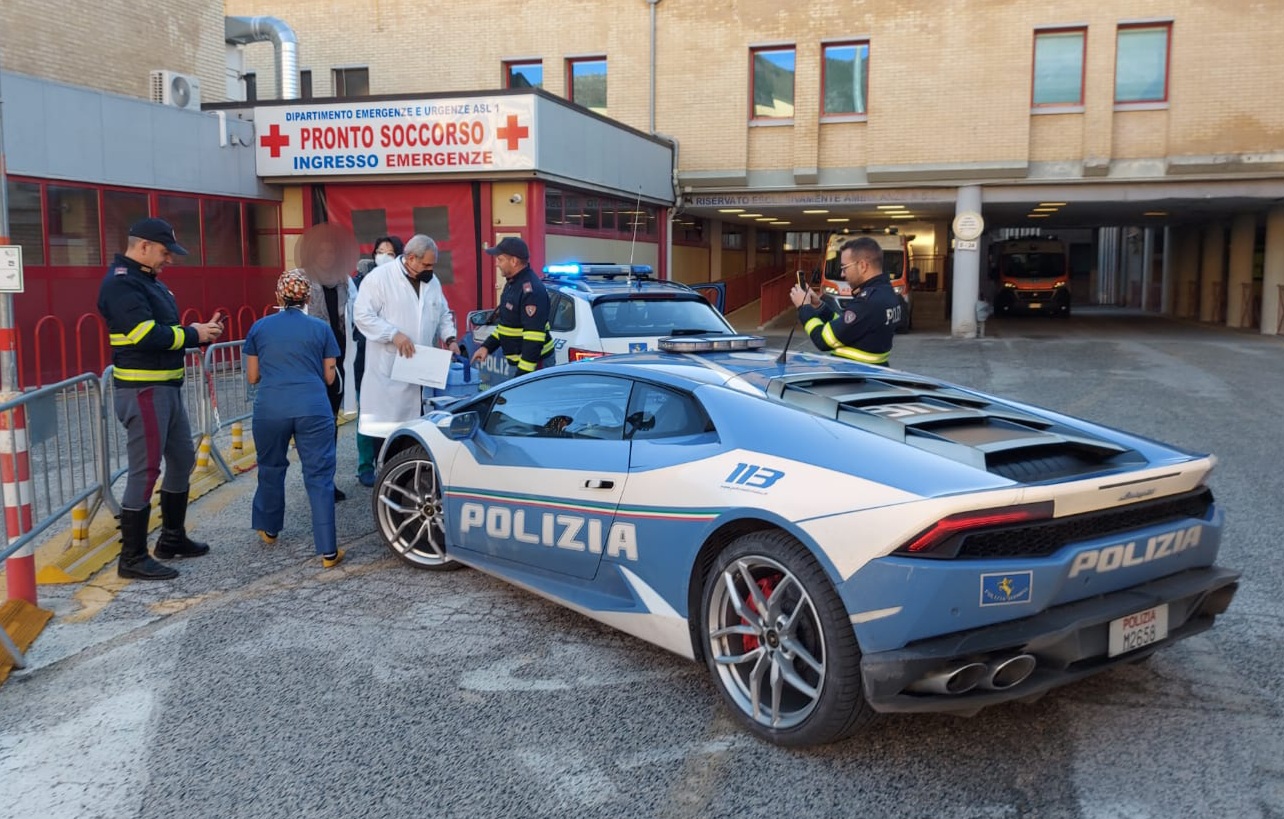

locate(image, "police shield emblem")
(525, 305), (537, 317)
(843, 310), (857, 324)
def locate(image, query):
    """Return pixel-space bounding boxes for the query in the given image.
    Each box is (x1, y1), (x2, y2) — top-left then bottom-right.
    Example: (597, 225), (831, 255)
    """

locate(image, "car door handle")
(584, 479), (614, 489)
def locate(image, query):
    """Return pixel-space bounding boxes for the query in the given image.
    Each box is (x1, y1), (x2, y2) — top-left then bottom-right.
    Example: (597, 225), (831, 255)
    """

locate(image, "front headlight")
(1003, 281), (1016, 289)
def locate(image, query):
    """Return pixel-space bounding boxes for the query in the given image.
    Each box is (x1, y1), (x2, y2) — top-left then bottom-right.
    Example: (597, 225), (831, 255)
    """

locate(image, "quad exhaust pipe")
(906, 662), (988, 695)
(907, 654), (1037, 695)
(978, 654), (1036, 690)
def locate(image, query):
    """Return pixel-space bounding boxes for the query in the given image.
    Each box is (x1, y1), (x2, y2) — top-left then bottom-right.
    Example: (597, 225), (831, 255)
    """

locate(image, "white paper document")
(389, 345), (454, 389)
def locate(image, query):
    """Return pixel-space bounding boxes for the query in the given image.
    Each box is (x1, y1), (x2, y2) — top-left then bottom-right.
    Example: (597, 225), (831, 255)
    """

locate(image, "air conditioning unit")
(150, 70), (202, 111)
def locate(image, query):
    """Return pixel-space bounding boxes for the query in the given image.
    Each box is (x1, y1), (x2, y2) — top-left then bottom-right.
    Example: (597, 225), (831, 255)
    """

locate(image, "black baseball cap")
(129, 218), (189, 256)
(484, 236), (529, 261)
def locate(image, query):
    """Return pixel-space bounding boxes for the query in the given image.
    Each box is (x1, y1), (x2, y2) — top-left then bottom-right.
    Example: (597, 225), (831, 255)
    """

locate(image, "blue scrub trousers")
(252, 414), (337, 555)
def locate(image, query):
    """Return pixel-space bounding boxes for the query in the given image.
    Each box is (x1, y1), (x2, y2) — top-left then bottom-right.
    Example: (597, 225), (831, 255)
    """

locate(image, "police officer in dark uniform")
(789, 236), (901, 366)
(471, 237), (554, 375)
(98, 218), (224, 580)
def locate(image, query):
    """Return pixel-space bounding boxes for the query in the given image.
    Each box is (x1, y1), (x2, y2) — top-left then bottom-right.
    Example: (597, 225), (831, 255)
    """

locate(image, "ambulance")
(991, 238), (1072, 317)
(819, 229), (913, 332)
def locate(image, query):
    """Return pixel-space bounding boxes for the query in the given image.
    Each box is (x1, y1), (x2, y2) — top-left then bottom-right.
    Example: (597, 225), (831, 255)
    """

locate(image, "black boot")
(154, 490), (211, 559)
(118, 507), (179, 580)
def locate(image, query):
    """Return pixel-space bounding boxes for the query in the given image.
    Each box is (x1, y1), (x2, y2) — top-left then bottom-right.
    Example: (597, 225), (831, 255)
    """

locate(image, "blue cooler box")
(422, 359), (481, 408)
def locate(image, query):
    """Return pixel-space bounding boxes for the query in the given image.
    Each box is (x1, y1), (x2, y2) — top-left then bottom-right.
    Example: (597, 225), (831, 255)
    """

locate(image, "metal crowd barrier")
(3, 342), (256, 620)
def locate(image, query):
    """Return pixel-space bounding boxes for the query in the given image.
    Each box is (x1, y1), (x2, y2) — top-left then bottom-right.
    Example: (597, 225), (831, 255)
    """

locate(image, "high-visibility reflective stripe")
(819, 322), (843, 350)
(830, 346), (889, 365)
(109, 320), (157, 346)
(804, 317), (826, 339)
(113, 367), (185, 381)
(521, 330), (546, 342)
(516, 360), (537, 373)
(809, 317), (887, 363)
(168, 327), (185, 350)
(495, 325), (523, 337)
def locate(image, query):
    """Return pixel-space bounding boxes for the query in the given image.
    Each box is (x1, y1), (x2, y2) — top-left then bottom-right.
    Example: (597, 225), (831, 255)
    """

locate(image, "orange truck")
(818, 229), (914, 332)
(991, 238), (1071, 317)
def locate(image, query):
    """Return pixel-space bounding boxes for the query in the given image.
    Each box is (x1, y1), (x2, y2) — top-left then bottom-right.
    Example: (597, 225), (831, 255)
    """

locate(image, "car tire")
(372, 444), (464, 571)
(700, 530), (875, 746)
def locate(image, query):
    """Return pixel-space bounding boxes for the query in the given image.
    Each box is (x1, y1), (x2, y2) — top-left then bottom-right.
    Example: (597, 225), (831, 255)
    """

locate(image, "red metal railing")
(16, 304), (270, 388)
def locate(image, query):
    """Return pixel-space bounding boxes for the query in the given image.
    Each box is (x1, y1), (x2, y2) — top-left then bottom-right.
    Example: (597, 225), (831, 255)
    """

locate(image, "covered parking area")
(680, 178), (1284, 337)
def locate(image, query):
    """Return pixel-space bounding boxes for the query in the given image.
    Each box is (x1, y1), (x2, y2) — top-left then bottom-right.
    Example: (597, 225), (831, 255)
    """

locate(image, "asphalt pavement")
(2, 306), (1282, 819)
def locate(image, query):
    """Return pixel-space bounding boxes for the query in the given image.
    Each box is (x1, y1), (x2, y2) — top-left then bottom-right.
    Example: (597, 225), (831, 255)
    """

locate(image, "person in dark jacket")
(470, 237), (554, 374)
(244, 270), (344, 568)
(789, 236), (901, 366)
(97, 218), (224, 580)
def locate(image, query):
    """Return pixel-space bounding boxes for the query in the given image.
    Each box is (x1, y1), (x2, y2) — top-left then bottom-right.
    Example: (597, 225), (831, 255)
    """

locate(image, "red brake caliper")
(740, 575), (779, 651)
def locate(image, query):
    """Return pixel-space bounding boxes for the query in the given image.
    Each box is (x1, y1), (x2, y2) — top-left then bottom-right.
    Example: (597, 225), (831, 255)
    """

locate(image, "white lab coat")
(353, 257), (457, 437)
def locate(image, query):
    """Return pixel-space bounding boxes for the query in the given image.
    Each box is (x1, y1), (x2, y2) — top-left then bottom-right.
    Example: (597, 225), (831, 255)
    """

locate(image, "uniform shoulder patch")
(524, 304), (537, 317)
(113, 267), (128, 276)
(843, 309), (857, 324)
(504, 301), (514, 310)
(522, 282), (532, 293)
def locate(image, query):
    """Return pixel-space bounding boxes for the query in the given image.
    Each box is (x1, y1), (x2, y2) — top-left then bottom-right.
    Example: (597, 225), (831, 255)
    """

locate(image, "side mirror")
(467, 309), (496, 330)
(443, 411), (480, 440)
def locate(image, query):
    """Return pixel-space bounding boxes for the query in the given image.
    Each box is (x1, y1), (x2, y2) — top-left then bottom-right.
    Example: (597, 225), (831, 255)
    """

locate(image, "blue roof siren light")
(542, 263), (654, 280)
(659, 334), (768, 353)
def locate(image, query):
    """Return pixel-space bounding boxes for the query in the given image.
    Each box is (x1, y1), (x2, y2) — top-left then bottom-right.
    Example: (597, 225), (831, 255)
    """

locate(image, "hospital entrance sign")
(254, 95), (536, 176)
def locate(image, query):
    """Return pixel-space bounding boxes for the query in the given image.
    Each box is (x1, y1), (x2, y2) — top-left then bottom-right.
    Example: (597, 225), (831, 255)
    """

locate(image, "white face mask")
(375, 253), (394, 266)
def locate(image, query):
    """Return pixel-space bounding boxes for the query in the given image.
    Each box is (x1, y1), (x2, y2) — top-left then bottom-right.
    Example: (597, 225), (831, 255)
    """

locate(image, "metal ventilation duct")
(224, 16), (300, 100)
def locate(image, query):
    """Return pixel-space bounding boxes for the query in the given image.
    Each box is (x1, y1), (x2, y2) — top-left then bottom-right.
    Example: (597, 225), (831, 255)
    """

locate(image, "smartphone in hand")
(796, 271), (808, 291)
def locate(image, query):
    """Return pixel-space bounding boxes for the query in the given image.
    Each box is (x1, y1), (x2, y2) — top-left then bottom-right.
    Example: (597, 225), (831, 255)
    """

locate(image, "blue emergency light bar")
(543, 263), (654, 279)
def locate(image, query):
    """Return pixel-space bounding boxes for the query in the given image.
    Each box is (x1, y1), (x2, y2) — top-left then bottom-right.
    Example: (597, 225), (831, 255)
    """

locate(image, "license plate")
(1108, 604), (1169, 657)
(1027, 302), (1042, 310)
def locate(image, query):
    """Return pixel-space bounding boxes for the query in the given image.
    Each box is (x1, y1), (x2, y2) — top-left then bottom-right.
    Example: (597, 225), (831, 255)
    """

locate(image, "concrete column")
(1140, 228), (1154, 311)
(1226, 214), (1256, 329)
(1160, 226), (1173, 315)
(709, 220), (724, 281)
(1174, 228), (1201, 318)
(1199, 223), (1226, 323)
(1263, 207), (1284, 336)
(950, 186), (982, 338)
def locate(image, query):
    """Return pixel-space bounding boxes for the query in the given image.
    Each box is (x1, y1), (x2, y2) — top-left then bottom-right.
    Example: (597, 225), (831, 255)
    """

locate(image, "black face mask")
(415, 270), (435, 283)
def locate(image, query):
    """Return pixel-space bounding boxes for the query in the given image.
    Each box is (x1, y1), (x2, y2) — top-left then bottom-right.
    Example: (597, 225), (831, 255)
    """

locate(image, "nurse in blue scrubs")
(243, 270), (345, 568)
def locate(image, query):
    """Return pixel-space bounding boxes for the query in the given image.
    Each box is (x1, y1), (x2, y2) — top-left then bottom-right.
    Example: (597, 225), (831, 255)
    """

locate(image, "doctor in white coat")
(352, 233), (459, 443)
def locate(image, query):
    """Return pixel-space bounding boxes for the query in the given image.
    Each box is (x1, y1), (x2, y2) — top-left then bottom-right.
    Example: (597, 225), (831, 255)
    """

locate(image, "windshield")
(591, 297), (732, 339)
(1001, 252), (1067, 279)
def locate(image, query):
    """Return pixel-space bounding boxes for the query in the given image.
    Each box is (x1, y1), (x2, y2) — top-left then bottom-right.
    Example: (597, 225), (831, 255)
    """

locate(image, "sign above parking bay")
(254, 95), (537, 177)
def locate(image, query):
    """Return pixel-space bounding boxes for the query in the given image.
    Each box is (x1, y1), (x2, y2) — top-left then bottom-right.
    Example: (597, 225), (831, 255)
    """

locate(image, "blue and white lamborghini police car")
(371, 335), (1239, 746)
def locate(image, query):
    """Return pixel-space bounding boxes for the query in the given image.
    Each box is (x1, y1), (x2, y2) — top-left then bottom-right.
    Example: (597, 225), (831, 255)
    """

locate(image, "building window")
(46, 185), (101, 266)
(6, 180), (45, 265)
(567, 58), (607, 115)
(157, 195), (201, 265)
(203, 199), (244, 266)
(546, 187), (658, 239)
(247, 202), (282, 267)
(751, 47), (795, 120)
(1032, 28), (1086, 106)
(243, 71), (257, 103)
(674, 217), (707, 246)
(722, 225), (745, 251)
(299, 70), (313, 99)
(1115, 23), (1170, 104)
(333, 67), (370, 98)
(505, 60), (543, 89)
(821, 41), (868, 117)
(103, 190), (149, 257)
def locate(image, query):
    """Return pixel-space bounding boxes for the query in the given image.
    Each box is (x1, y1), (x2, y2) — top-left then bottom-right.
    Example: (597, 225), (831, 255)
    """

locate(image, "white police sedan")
(371, 336), (1239, 746)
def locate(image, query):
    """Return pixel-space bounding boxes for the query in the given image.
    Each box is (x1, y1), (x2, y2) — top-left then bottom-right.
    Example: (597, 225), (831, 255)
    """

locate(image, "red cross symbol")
(260, 123), (291, 158)
(496, 115), (530, 151)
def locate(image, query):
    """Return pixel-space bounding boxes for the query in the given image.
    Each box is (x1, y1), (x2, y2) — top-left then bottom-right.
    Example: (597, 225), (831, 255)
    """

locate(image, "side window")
(549, 293), (577, 332)
(483, 374), (631, 440)
(625, 382), (710, 440)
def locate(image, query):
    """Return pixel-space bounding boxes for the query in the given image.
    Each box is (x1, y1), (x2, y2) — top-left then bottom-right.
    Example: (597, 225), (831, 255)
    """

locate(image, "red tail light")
(895, 501), (1054, 558)
(568, 348), (607, 362)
